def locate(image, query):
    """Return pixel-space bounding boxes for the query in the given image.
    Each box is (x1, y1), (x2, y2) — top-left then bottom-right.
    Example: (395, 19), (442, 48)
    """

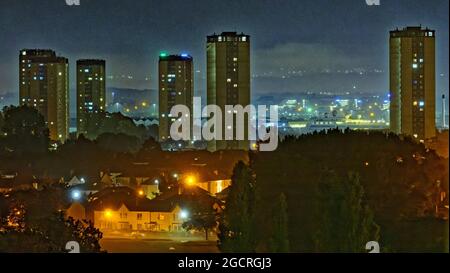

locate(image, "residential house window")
(120, 213), (127, 219)
(159, 214), (165, 220)
(137, 213), (143, 220)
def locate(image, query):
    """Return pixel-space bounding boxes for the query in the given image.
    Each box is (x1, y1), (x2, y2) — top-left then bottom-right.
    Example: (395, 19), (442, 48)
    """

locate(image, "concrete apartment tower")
(19, 49), (69, 142)
(389, 26), (436, 141)
(206, 32), (251, 151)
(76, 59), (106, 137)
(158, 53), (194, 143)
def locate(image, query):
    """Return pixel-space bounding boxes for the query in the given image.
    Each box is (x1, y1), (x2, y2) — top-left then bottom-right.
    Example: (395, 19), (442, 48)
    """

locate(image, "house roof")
(87, 186), (177, 213)
(154, 185), (222, 209)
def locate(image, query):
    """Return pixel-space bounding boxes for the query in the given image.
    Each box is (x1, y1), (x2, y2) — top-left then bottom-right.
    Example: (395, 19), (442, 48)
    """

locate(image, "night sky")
(0, 0), (448, 99)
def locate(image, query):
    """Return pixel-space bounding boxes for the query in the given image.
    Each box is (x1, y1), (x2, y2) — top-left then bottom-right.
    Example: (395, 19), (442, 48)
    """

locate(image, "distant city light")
(181, 53), (189, 57)
(160, 52), (168, 57)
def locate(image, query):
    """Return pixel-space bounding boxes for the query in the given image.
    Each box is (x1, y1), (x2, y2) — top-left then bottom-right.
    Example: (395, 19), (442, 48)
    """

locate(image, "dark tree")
(314, 171), (380, 252)
(85, 111), (148, 142)
(218, 161), (256, 253)
(1, 105), (49, 155)
(0, 212), (103, 253)
(182, 201), (218, 240)
(96, 132), (142, 154)
(268, 193), (290, 253)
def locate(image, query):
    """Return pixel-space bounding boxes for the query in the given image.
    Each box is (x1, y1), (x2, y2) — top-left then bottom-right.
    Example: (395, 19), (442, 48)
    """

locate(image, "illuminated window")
(233, 57), (238, 62)
(412, 64), (418, 69)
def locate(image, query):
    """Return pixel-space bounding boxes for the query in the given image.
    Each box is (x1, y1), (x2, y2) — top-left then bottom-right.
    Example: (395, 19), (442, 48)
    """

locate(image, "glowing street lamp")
(185, 175), (196, 187)
(104, 209), (112, 218)
(71, 190), (81, 200)
(179, 210), (189, 220)
(138, 189), (145, 196)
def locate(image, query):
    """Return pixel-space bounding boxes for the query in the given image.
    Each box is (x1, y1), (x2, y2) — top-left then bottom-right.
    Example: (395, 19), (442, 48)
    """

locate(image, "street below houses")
(100, 231), (220, 253)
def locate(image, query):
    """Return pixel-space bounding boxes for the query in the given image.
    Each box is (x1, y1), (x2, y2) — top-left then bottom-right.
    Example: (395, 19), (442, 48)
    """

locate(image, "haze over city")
(0, 0), (448, 100)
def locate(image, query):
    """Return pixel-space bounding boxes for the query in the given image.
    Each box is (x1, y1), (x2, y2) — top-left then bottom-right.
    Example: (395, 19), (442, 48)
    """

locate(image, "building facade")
(389, 26), (436, 141)
(93, 203), (183, 232)
(206, 32), (251, 151)
(158, 54), (193, 142)
(19, 49), (69, 142)
(76, 59), (106, 136)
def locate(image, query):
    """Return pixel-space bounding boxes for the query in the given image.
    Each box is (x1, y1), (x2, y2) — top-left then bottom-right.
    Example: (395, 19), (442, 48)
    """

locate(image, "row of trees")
(218, 130), (448, 253)
(0, 185), (103, 253)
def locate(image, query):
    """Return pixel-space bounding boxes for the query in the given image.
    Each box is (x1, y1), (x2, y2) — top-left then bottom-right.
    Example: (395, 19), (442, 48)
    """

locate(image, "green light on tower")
(160, 52), (168, 57)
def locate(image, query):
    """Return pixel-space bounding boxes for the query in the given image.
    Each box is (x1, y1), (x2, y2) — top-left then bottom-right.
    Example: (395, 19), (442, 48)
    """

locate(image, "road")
(100, 231), (220, 253)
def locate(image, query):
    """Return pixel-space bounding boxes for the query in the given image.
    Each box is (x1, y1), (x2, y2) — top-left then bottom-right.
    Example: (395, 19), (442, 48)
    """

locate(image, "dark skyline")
(0, 0), (448, 98)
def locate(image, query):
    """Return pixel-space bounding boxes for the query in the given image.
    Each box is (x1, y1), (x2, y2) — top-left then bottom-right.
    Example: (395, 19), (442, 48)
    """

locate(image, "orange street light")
(185, 175), (196, 186)
(105, 209), (112, 218)
(138, 189), (145, 196)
